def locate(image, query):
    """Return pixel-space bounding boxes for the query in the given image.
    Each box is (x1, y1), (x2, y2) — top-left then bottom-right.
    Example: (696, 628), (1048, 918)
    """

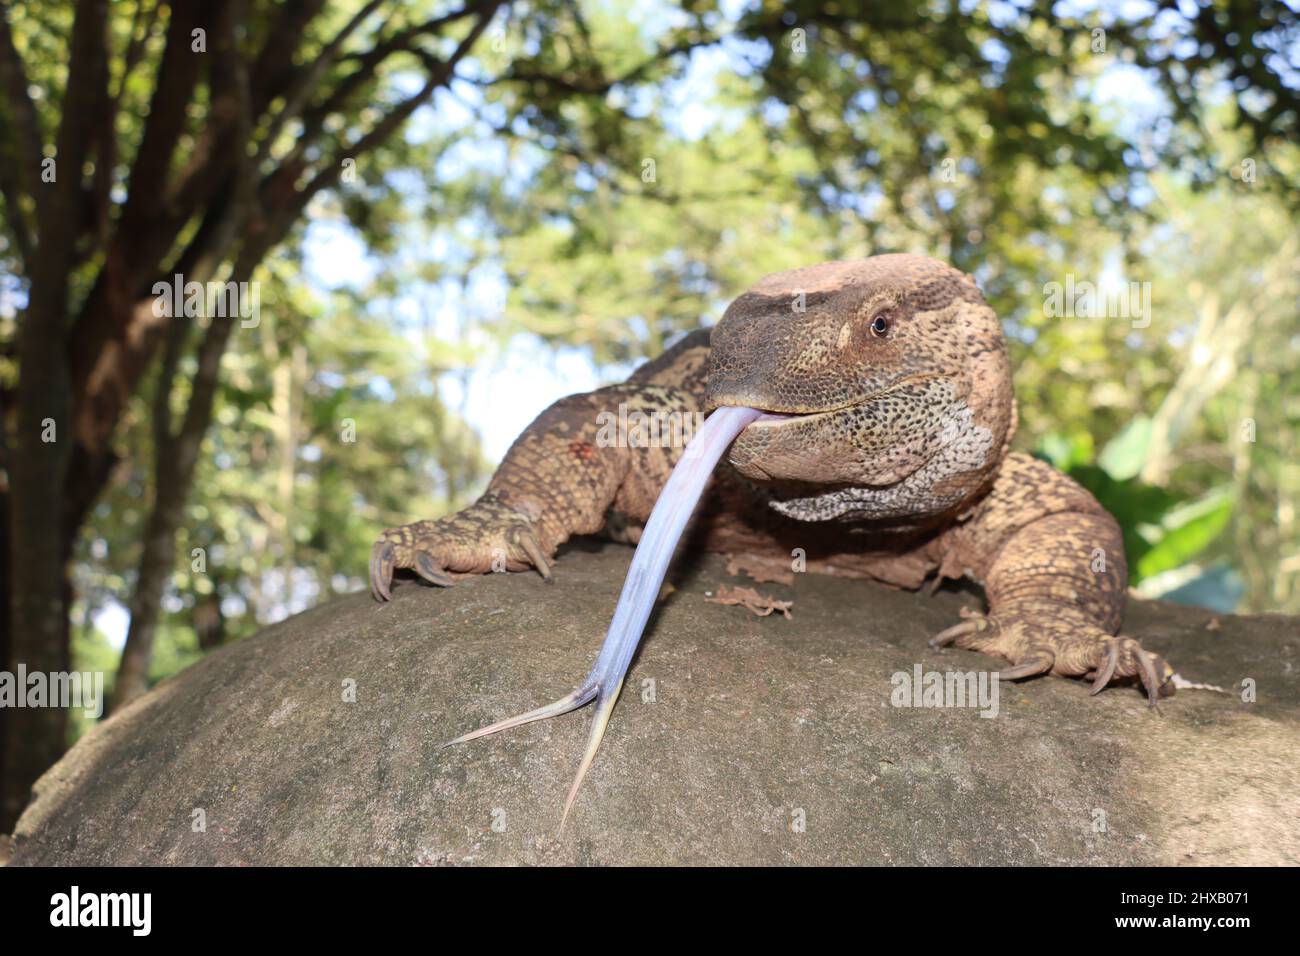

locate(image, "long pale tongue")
(445, 405), (765, 829)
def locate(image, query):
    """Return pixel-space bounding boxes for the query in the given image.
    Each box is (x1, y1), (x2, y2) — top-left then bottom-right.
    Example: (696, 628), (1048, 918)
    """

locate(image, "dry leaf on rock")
(704, 584), (793, 619)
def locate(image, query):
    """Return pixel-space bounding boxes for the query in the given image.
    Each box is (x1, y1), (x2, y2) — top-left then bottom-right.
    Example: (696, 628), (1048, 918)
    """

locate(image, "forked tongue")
(444, 405), (765, 830)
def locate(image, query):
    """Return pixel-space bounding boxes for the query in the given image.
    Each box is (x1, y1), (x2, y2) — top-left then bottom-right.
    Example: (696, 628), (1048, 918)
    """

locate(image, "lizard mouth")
(710, 400), (857, 439)
(747, 408), (839, 427)
(709, 399), (857, 427)
(715, 374), (944, 433)
(710, 374), (950, 486)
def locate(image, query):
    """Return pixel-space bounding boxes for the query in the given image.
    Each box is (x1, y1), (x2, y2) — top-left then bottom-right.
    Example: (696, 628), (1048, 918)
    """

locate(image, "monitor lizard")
(371, 253), (1176, 751)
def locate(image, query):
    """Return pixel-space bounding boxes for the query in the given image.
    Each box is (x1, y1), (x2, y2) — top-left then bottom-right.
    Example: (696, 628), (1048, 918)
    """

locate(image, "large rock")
(9, 541), (1299, 865)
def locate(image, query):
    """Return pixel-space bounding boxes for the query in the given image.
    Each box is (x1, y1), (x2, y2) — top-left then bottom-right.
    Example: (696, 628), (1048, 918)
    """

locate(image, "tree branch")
(487, 35), (714, 95)
(278, 1), (502, 234)
(0, 2), (47, 264)
(110, 0), (211, 280)
(247, 0), (327, 117)
(33, 0), (108, 294)
(252, 0), (388, 167)
(280, 2), (489, 173)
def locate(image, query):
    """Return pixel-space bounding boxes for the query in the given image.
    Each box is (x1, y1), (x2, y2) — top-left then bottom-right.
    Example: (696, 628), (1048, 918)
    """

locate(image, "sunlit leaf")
(1136, 489), (1235, 580)
(1097, 416), (1153, 481)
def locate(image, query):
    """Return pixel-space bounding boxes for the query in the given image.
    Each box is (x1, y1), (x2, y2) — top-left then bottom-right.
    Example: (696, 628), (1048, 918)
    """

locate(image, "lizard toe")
(1081, 635), (1175, 707)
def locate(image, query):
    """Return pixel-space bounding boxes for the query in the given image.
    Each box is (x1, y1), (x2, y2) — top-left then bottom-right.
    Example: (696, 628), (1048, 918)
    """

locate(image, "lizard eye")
(870, 311), (892, 337)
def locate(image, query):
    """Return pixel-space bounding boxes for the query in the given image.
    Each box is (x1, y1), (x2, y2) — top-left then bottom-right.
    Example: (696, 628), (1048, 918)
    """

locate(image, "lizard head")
(704, 253), (1016, 523)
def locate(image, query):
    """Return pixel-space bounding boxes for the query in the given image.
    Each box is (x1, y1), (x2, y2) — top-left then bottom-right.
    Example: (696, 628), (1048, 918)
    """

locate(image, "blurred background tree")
(1, 0), (1297, 829)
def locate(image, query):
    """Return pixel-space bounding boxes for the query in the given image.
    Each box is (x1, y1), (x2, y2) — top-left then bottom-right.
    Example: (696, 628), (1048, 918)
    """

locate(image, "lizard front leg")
(370, 382), (700, 600)
(929, 453), (1176, 704)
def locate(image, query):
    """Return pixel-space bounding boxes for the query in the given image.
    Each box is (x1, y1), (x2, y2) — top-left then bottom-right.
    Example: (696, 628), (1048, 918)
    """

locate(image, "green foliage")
(1136, 490), (1234, 583)
(75, 256), (494, 675)
(67, 625), (117, 744)
(1096, 417), (1154, 483)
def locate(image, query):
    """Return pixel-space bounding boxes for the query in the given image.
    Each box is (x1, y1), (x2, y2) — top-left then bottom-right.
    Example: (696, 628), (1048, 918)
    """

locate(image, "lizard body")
(372, 253), (1175, 703)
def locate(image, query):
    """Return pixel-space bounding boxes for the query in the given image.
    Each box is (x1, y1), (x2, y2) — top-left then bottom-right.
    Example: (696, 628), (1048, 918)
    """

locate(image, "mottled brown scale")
(371, 254), (1176, 702)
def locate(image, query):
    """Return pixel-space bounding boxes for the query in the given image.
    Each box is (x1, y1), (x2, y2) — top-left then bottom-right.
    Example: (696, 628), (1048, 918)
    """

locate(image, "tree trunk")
(1, 0), (108, 836)
(112, 467), (188, 710)
(0, 492), (13, 828)
(3, 317), (76, 829)
(112, 258), (257, 711)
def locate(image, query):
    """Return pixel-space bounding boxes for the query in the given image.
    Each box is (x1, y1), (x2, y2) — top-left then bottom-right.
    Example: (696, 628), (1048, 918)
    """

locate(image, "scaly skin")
(372, 254), (1176, 702)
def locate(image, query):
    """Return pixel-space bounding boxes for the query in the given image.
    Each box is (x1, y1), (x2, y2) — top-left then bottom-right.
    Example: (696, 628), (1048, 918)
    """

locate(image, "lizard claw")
(1088, 638), (1122, 696)
(414, 551), (456, 588)
(929, 602), (1176, 704)
(369, 496), (558, 601)
(1086, 636), (1167, 708)
(370, 540), (396, 602)
(996, 650), (1055, 682)
(1136, 646), (1164, 709)
(929, 607), (988, 648)
(512, 526), (553, 582)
